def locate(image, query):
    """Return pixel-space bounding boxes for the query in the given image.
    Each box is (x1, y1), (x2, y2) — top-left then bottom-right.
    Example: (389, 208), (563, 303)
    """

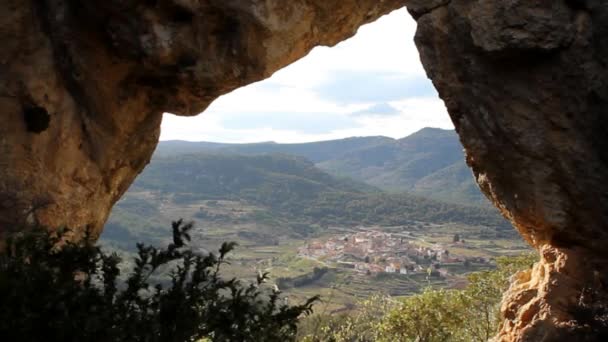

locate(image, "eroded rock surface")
(1, 0), (607, 340)
(413, 0), (608, 340)
(0, 0), (405, 240)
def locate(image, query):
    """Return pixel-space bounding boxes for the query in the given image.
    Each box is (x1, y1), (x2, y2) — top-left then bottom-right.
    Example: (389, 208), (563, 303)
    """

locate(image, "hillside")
(154, 136), (394, 162)
(317, 128), (487, 205)
(103, 153), (512, 252)
(132, 153), (377, 205)
(153, 128), (488, 206)
(132, 153), (503, 228)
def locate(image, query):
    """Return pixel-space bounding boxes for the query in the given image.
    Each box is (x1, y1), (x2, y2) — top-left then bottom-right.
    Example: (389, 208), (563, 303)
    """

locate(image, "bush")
(298, 294), (395, 342)
(0, 220), (318, 342)
(378, 253), (537, 342)
(298, 253), (537, 342)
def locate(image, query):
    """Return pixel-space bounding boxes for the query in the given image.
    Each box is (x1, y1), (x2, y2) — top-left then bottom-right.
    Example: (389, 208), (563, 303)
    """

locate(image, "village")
(298, 230), (488, 277)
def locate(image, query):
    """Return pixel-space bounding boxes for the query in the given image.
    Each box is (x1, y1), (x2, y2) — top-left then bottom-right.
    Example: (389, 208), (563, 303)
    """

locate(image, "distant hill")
(153, 141), (233, 156)
(319, 128), (462, 187)
(317, 128), (487, 205)
(154, 128), (488, 206)
(132, 153), (378, 203)
(108, 153), (510, 238)
(155, 136), (394, 162)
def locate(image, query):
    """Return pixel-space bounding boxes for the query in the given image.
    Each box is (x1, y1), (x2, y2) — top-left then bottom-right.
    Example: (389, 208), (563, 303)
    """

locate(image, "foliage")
(0, 221), (318, 342)
(298, 294), (395, 342)
(297, 253), (537, 342)
(380, 288), (466, 342)
(378, 253), (537, 342)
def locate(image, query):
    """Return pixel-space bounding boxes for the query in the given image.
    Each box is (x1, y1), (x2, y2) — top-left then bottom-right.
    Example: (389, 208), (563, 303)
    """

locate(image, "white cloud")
(161, 95), (452, 143)
(207, 83), (363, 114)
(160, 8), (453, 143)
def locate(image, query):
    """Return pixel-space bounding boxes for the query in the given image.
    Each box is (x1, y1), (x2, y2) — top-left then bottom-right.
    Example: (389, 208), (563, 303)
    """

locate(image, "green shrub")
(297, 294), (394, 342)
(0, 220), (318, 342)
(298, 253), (537, 342)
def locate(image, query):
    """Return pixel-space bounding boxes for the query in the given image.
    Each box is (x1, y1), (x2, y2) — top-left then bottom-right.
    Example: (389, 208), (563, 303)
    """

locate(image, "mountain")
(154, 128), (487, 206)
(104, 153), (511, 250)
(132, 153), (378, 203)
(153, 141), (233, 156)
(319, 128), (462, 187)
(317, 128), (486, 205)
(154, 136), (394, 162)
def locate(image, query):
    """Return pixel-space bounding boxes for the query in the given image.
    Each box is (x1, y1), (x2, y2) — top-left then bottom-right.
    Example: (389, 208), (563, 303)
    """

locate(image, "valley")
(100, 128), (529, 312)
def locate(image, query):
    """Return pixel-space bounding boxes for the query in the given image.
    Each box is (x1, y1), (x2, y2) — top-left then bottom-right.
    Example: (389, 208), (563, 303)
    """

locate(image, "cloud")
(351, 103), (400, 117)
(316, 71), (437, 104)
(160, 95), (453, 143)
(204, 82), (363, 115)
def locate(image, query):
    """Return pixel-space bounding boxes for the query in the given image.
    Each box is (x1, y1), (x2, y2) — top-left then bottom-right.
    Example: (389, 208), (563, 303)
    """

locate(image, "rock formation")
(1, 0), (606, 340)
(412, 1), (608, 340)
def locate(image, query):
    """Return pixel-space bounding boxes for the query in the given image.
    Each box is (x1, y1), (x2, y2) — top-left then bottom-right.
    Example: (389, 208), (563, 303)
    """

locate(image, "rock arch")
(1, 1), (606, 340)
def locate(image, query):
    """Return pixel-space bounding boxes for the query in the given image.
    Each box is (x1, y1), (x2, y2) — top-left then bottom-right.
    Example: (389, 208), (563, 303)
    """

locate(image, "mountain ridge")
(154, 128), (487, 206)
(105, 152), (511, 247)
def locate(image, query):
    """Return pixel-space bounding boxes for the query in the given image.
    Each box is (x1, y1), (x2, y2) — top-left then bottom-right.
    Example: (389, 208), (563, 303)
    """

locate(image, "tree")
(453, 233), (460, 243)
(0, 220), (318, 342)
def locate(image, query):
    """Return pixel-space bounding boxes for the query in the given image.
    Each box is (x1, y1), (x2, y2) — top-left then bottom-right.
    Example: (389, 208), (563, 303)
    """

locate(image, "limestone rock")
(498, 246), (608, 341)
(406, 0), (450, 19)
(413, 0), (608, 340)
(470, 1), (575, 53)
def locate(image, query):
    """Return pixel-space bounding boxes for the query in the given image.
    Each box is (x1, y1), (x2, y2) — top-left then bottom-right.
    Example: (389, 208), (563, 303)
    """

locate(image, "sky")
(160, 8), (453, 143)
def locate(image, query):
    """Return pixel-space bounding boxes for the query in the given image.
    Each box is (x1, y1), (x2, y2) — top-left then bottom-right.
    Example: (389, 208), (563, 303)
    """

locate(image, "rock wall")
(412, 1), (608, 340)
(1, 0), (607, 340)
